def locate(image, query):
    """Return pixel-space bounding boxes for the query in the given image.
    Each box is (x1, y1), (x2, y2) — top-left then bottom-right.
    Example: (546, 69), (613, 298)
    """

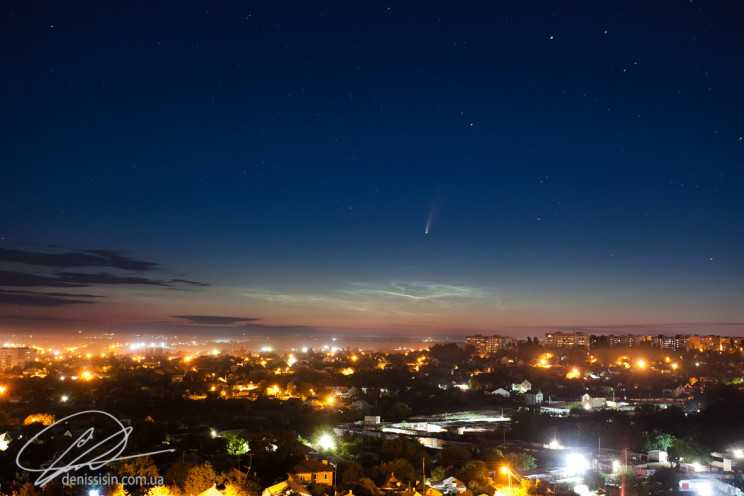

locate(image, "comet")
(425, 206), (434, 234)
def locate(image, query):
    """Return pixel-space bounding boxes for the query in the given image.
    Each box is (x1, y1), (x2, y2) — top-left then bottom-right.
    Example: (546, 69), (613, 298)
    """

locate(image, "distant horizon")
(3, 321), (744, 342)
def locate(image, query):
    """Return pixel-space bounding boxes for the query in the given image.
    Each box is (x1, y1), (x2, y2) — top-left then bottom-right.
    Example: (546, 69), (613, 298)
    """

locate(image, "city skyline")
(1, 2), (743, 337)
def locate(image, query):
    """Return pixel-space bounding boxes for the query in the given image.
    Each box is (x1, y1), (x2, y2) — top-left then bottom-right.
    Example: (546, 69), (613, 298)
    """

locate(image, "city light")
(500, 466), (512, 488)
(697, 481), (713, 496)
(734, 449), (743, 459)
(319, 434), (335, 451)
(636, 359), (646, 369)
(565, 453), (590, 472)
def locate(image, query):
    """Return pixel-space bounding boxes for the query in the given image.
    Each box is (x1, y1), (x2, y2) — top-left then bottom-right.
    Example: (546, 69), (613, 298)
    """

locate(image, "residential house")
(381, 474), (403, 493)
(415, 483), (443, 496)
(262, 480), (312, 496)
(487, 388), (510, 398)
(289, 459), (334, 486)
(511, 380), (531, 393)
(429, 477), (468, 495)
(581, 394), (606, 411)
(525, 390), (543, 405)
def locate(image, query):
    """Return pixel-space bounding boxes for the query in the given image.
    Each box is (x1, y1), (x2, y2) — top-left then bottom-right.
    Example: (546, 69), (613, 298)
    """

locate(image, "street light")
(501, 466), (511, 489)
(319, 434), (335, 451)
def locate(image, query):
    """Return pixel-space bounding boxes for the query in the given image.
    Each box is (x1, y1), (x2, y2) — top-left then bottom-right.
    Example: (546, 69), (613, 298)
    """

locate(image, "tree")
(183, 462), (216, 496)
(164, 460), (191, 489)
(504, 453), (536, 472)
(644, 467), (680, 495)
(339, 437), (364, 459)
(118, 455), (159, 482)
(251, 429), (308, 482)
(107, 486), (131, 496)
(455, 461), (489, 485)
(23, 413), (55, 426)
(340, 461), (366, 488)
(357, 477), (382, 496)
(309, 483), (332, 496)
(584, 470), (605, 491)
(619, 470), (647, 496)
(143, 488), (174, 496)
(380, 437), (428, 464)
(667, 438), (710, 468)
(226, 435), (251, 456)
(430, 466), (446, 480)
(12, 482), (40, 496)
(643, 430), (675, 452)
(379, 458), (415, 482)
(388, 402), (412, 421)
(440, 446), (471, 468)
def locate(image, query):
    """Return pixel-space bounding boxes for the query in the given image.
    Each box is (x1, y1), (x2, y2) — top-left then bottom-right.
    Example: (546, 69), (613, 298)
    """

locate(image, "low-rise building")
(288, 459), (333, 486)
(525, 391), (544, 405)
(512, 380), (532, 393)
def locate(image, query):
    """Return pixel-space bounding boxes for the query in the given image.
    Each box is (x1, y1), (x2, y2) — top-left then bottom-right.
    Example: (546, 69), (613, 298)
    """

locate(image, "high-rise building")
(653, 335), (690, 351)
(465, 335), (518, 354)
(544, 331), (589, 349)
(0, 347), (37, 371)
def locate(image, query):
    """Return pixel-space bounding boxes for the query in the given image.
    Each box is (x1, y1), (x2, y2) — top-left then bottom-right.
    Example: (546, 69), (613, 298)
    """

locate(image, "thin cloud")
(0, 289), (100, 307)
(55, 272), (169, 286)
(0, 270), (209, 289)
(0, 247), (158, 271)
(173, 315), (261, 325)
(0, 270), (84, 288)
(170, 278), (210, 287)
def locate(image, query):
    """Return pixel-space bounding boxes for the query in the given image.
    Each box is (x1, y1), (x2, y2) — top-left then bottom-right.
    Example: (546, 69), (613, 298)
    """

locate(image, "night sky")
(1, 1), (743, 338)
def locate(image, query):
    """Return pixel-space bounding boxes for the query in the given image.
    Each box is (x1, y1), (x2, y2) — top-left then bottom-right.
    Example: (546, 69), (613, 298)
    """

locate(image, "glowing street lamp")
(501, 466), (511, 488)
(319, 434), (336, 451)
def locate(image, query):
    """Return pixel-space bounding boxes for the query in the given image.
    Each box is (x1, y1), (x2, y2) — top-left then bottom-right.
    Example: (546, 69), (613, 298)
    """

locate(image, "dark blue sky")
(1, 1), (742, 337)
